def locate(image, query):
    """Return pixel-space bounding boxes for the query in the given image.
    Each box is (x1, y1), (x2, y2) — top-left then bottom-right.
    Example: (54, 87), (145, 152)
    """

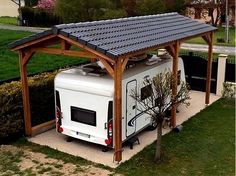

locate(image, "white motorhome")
(54, 55), (186, 148)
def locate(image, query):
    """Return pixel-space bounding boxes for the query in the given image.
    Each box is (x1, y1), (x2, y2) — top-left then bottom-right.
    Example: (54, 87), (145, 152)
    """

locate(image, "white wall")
(0, 0), (25, 17)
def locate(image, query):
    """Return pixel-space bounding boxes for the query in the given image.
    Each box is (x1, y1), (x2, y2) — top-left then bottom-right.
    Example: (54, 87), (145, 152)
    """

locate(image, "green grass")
(0, 29), (87, 82)
(1, 98), (234, 175)
(0, 16), (17, 25)
(186, 27), (235, 47)
(13, 138), (91, 166)
(116, 98), (235, 176)
(180, 49), (235, 63)
(0, 150), (23, 174)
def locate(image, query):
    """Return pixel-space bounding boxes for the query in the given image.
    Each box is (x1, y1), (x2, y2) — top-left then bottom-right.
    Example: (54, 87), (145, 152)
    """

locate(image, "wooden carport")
(9, 12), (217, 163)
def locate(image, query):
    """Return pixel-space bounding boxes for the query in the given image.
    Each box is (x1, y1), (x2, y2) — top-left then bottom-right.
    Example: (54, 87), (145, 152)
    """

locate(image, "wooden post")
(205, 32), (213, 104)
(19, 50), (33, 136)
(114, 58), (122, 162)
(171, 42), (180, 128)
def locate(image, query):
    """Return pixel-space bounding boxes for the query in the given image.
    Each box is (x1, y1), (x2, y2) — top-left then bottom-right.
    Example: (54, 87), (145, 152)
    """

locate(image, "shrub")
(222, 82), (236, 98)
(55, 0), (113, 23)
(19, 6), (62, 27)
(37, 0), (56, 10)
(100, 9), (126, 20)
(0, 72), (56, 142)
(136, 0), (166, 16)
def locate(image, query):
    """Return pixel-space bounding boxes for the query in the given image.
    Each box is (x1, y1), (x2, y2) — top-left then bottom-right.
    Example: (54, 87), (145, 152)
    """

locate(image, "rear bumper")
(58, 126), (111, 147)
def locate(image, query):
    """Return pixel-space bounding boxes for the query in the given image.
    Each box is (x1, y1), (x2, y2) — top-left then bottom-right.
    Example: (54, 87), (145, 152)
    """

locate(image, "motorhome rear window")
(141, 84), (152, 100)
(71, 107), (96, 126)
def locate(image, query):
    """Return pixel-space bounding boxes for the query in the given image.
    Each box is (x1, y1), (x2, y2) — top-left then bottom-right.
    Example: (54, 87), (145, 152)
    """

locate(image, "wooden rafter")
(12, 35), (57, 51)
(36, 38), (60, 48)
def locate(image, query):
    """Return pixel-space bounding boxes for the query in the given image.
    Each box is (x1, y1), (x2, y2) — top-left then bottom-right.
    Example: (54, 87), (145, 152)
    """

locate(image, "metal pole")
(225, 0), (229, 43)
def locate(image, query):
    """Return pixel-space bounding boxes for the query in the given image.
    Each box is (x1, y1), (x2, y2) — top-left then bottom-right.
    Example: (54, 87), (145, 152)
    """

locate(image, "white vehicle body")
(54, 57), (185, 148)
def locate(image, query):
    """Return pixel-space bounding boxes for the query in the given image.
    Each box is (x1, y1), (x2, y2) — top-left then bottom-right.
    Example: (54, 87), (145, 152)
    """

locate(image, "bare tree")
(11, 0), (22, 8)
(130, 70), (190, 162)
(185, 0), (226, 26)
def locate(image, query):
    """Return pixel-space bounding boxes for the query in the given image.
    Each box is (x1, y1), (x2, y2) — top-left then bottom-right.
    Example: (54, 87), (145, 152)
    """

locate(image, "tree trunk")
(155, 120), (163, 163)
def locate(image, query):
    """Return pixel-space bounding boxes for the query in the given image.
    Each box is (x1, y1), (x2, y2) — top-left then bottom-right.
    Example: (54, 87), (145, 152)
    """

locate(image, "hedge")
(19, 6), (62, 27)
(0, 72), (56, 143)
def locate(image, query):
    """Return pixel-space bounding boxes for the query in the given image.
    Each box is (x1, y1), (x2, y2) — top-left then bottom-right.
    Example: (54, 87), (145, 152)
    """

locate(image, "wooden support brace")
(99, 58), (114, 78)
(121, 57), (129, 72)
(205, 32), (214, 104)
(22, 50), (34, 66)
(165, 45), (175, 58)
(61, 40), (71, 50)
(202, 34), (212, 45)
(114, 58), (122, 162)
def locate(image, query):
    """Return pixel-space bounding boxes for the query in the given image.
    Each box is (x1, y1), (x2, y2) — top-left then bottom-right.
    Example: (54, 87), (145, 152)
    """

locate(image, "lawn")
(0, 29), (87, 82)
(186, 27), (235, 47)
(0, 16), (17, 25)
(116, 98), (235, 175)
(179, 49), (235, 63)
(0, 98), (234, 175)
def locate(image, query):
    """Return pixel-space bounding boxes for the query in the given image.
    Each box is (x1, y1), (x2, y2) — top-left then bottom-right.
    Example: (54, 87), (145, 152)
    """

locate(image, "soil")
(0, 145), (120, 176)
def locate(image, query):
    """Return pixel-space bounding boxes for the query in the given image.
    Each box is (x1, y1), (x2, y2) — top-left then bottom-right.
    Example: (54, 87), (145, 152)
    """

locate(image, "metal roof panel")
(9, 12), (217, 59)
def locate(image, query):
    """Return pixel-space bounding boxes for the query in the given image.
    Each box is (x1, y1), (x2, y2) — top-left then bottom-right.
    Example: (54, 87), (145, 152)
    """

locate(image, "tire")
(147, 120), (157, 131)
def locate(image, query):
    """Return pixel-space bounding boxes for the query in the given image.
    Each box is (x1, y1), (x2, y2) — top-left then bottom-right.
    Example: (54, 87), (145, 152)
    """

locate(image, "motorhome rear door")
(126, 80), (137, 137)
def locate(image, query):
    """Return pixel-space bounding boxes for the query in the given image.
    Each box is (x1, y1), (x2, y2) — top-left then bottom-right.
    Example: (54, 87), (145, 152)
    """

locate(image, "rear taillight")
(56, 106), (63, 133)
(105, 120), (113, 146)
(55, 90), (63, 133)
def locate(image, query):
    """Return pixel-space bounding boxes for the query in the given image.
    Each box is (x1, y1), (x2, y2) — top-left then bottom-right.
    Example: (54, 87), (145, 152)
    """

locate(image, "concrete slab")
(29, 91), (220, 168)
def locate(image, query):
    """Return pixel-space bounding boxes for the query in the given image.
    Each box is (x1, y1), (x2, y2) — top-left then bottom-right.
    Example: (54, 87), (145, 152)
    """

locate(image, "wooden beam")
(205, 32), (214, 104)
(58, 34), (116, 64)
(32, 120), (55, 136)
(12, 35), (57, 51)
(90, 58), (97, 62)
(170, 41), (180, 128)
(37, 38), (60, 48)
(32, 47), (97, 58)
(114, 58), (123, 162)
(19, 50), (34, 136)
(99, 58), (114, 78)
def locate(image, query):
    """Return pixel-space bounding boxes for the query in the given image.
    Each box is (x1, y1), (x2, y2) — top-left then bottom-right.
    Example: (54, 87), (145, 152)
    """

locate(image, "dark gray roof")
(9, 12), (217, 59)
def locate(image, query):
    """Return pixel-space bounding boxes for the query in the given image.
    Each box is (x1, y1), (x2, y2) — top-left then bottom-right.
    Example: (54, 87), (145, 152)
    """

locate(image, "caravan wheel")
(147, 120), (157, 131)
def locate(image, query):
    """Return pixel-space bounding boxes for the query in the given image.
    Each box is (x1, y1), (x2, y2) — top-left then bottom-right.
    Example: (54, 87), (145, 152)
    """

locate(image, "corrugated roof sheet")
(9, 12), (217, 59)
